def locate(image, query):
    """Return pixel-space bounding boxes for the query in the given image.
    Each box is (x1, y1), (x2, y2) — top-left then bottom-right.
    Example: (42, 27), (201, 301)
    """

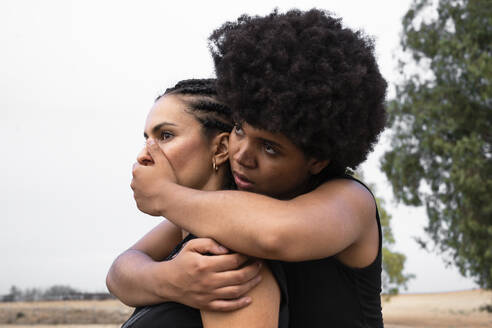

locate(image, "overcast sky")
(1, 0), (477, 295)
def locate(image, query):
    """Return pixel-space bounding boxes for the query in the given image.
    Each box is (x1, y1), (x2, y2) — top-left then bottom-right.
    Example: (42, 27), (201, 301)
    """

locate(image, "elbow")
(105, 265), (116, 296)
(105, 267), (126, 304)
(106, 274), (138, 307)
(105, 262), (137, 307)
(105, 272), (122, 302)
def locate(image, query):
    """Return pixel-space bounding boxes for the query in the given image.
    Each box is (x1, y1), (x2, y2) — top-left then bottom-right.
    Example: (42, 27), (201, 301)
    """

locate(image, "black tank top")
(282, 174), (384, 327)
(122, 174), (382, 327)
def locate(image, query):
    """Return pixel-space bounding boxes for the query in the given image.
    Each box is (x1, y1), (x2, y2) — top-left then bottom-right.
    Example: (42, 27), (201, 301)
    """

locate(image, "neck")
(201, 167), (229, 192)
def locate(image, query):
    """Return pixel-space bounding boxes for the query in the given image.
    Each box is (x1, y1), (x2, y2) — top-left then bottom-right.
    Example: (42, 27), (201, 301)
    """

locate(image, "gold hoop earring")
(212, 158), (218, 172)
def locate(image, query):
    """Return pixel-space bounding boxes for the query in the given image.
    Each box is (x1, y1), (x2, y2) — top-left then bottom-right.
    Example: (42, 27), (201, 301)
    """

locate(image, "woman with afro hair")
(116, 8), (387, 327)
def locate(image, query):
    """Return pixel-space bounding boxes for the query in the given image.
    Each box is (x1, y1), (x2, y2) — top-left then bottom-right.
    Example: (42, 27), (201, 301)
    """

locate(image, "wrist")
(156, 180), (179, 217)
(147, 260), (182, 302)
(143, 259), (175, 302)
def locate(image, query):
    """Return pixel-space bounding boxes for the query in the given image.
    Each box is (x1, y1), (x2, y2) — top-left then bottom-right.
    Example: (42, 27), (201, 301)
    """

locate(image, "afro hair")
(209, 9), (387, 174)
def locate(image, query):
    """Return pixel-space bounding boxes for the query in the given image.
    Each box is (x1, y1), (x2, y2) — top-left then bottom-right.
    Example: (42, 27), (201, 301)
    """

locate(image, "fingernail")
(218, 245), (228, 252)
(245, 297), (252, 304)
(147, 138), (155, 146)
(257, 261), (262, 267)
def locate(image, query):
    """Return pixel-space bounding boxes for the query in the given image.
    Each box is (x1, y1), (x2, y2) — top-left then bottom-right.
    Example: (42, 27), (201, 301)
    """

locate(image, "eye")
(263, 142), (277, 155)
(234, 124), (244, 136)
(159, 131), (174, 141)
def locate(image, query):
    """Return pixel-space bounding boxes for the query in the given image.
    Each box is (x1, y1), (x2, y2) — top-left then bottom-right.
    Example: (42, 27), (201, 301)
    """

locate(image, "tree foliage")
(382, 0), (492, 288)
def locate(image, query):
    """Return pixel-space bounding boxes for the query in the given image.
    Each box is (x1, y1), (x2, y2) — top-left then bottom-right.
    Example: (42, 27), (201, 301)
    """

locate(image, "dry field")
(0, 289), (490, 327)
(0, 299), (132, 325)
(382, 289), (492, 328)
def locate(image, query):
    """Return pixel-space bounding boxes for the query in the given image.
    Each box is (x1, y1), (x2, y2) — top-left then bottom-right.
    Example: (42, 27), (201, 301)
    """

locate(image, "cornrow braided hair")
(192, 99), (233, 133)
(157, 79), (236, 190)
(157, 79), (233, 137)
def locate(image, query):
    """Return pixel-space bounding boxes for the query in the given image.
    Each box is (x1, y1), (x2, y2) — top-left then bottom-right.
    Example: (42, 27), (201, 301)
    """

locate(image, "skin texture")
(107, 95), (280, 327)
(131, 124), (378, 265)
(230, 123), (328, 199)
(139, 94), (227, 191)
(121, 117), (378, 315)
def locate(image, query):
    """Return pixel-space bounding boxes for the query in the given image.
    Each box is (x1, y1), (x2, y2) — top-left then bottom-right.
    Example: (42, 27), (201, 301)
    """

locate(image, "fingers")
(204, 273), (263, 311)
(184, 238), (262, 284)
(212, 260), (262, 287)
(203, 253), (252, 272)
(145, 138), (167, 165)
(213, 274), (263, 299)
(186, 238), (229, 256)
(206, 297), (252, 312)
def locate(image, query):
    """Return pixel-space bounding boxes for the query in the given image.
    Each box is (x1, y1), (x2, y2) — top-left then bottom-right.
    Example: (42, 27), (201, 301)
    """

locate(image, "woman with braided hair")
(110, 8), (387, 327)
(112, 78), (287, 327)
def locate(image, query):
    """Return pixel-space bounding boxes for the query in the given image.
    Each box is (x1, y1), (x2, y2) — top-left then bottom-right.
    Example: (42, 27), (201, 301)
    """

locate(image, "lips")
(233, 171), (254, 190)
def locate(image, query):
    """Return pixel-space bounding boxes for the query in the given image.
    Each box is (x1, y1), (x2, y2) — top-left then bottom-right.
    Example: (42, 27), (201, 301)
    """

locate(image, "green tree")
(44, 285), (80, 300)
(382, 0), (492, 288)
(8, 285), (22, 302)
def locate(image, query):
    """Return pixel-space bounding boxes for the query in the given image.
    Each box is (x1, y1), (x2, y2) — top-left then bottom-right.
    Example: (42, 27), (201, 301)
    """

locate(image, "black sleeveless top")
(282, 174), (384, 327)
(122, 174), (383, 327)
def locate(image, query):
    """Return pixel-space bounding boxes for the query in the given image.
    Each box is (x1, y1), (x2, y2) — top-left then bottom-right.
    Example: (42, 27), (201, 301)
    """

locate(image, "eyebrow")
(257, 137), (284, 151)
(144, 122), (177, 139)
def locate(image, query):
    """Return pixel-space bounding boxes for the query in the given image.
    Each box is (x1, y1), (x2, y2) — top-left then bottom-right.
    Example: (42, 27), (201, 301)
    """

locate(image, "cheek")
(165, 137), (210, 177)
(228, 134), (239, 158)
(262, 161), (308, 188)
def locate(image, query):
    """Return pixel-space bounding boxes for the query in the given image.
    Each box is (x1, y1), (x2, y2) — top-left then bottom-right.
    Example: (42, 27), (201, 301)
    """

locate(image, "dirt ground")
(0, 289), (490, 327)
(382, 289), (492, 328)
(0, 299), (132, 325)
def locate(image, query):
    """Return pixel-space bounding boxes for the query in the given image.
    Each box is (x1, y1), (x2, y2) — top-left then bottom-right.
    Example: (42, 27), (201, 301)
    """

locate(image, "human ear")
(308, 158), (330, 175)
(212, 132), (230, 166)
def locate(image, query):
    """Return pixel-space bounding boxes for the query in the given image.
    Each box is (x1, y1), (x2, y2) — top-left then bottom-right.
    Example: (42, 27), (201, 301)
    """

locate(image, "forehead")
(144, 95), (198, 130)
(242, 122), (300, 151)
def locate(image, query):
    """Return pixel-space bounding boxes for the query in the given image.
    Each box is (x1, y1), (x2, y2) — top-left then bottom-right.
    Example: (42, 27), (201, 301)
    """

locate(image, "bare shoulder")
(261, 176), (378, 261)
(315, 178), (379, 267)
(310, 177), (376, 214)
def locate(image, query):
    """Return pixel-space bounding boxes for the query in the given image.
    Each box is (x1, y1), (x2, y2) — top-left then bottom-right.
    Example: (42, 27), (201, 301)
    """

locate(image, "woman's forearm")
(106, 249), (174, 306)
(108, 239), (264, 311)
(158, 183), (312, 260)
(156, 179), (373, 262)
(131, 145), (373, 262)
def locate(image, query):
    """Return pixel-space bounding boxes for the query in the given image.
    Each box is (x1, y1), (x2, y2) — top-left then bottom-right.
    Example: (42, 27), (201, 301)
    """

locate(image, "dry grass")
(0, 299), (132, 325)
(0, 289), (490, 327)
(382, 289), (492, 328)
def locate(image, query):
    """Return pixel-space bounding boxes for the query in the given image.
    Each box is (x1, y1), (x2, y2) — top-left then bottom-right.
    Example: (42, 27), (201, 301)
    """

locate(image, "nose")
(137, 146), (154, 166)
(232, 139), (257, 169)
